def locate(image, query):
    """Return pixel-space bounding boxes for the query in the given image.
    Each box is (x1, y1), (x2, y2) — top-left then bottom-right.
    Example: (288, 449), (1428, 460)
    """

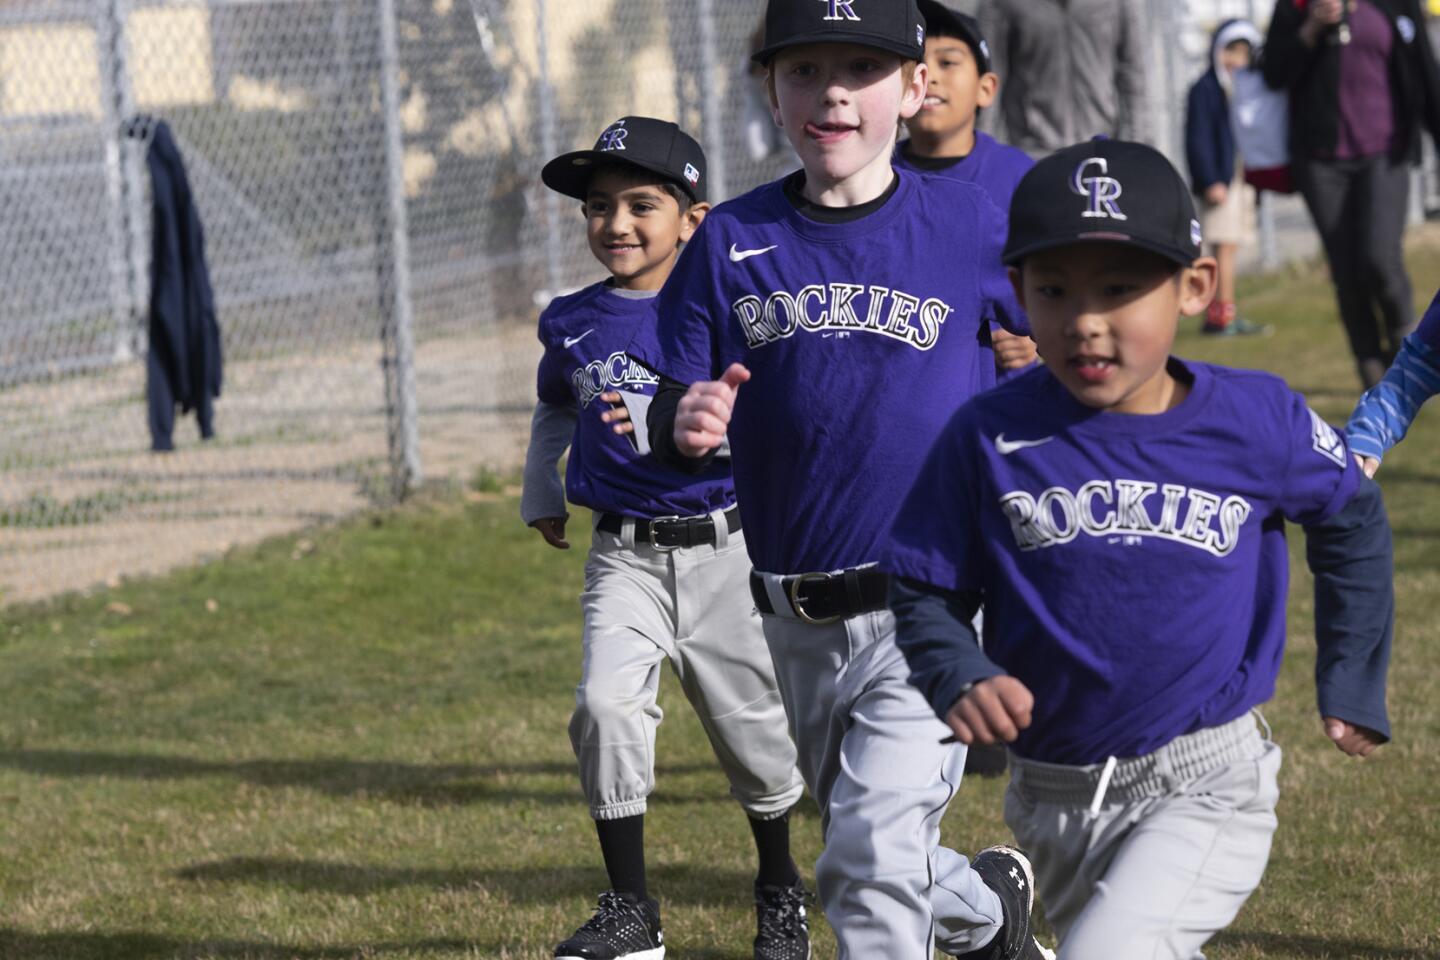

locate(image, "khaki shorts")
(1199, 169), (1254, 247)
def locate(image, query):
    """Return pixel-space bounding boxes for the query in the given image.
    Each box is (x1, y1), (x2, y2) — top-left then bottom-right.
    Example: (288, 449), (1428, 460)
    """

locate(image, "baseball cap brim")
(540, 150), (699, 202)
(752, 31), (921, 65)
(1002, 231), (1198, 268)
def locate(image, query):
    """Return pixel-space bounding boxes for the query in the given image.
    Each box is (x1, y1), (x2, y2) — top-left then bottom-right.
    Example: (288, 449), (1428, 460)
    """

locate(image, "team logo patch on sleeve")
(1309, 408), (1347, 467)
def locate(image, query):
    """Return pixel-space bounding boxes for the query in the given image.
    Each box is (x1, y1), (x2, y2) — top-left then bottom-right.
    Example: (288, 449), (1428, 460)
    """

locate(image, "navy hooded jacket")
(1186, 20), (1264, 195)
(146, 120), (222, 419)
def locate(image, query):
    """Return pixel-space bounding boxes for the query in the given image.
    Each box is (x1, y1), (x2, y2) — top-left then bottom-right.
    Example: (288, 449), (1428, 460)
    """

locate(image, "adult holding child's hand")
(1263, 0), (1440, 388)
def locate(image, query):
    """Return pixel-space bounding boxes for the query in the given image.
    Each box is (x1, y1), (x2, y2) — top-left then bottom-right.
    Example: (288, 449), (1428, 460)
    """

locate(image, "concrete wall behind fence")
(0, 0), (1433, 605)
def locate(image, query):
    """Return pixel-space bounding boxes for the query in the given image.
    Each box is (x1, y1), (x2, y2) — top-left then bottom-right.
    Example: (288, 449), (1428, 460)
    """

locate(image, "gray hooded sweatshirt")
(980, 0), (1157, 156)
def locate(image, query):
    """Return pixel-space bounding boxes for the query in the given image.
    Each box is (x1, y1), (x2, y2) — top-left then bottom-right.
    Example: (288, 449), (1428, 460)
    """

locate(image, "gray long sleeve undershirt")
(520, 400), (578, 525)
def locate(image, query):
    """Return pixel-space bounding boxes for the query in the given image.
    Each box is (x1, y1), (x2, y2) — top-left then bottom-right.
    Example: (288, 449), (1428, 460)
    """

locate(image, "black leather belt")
(597, 505), (741, 551)
(749, 567), (890, 625)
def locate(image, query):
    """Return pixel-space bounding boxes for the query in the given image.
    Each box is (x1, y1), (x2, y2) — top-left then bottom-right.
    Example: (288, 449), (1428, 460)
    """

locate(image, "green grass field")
(3, 244), (1439, 959)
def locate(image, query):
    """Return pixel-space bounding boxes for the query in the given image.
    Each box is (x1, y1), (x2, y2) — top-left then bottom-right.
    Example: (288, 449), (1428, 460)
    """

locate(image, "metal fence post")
(377, 0), (423, 497)
(535, 0), (564, 299)
(96, 0), (139, 362)
(696, 0), (728, 202)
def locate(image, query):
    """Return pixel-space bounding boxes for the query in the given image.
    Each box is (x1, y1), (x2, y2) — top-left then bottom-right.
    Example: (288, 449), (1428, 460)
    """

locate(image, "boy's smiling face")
(583, 169), (702, 291)
(1012, 243), (1217, 415)
(770, 42), (925, 190)
(907, 36), (995, 146)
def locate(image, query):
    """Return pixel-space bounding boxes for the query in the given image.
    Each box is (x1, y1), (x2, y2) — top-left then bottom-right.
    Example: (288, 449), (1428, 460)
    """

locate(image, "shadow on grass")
(1211, 930), (1435, 958)
(176, 857), (755, 905)
(0, 929), (471, 959)
(0, 749), (726, 807)
(0, 928), (755, 960)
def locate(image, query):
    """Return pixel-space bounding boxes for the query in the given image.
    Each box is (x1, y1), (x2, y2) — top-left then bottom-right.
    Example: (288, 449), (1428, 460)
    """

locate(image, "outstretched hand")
(675, 363), (750, 457)
(944, 676), (1035, 745)
(1323, 717), (1384, 758)
(1352, 453), (1379, 479)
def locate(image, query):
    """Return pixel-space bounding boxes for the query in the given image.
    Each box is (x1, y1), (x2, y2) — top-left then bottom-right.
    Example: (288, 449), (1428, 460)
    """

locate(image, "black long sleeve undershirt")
(646, 375), (718, 473)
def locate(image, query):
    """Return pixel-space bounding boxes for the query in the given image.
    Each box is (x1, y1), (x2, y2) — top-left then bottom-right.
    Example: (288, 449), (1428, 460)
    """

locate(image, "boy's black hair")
(918, 1), (992, 74)
(584, 160), (693, 213)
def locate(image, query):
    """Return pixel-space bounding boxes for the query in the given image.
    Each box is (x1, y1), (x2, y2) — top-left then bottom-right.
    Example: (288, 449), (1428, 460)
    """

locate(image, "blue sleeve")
(1280, 391), (1361, 526)
(626, 222), (722, 385)
(535, 311), (572, 407)
(977, 193), (1029, 337)
(1345, 333), (1440, 461)
(889, 577), (1004, 722)
(1185, 78), (1227, 193)
(880, 406), (987, 592)
(1303, 477), (1393, 741)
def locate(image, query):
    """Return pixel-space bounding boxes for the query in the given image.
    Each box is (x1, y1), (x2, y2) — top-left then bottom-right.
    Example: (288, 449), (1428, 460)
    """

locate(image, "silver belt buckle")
(787, 571), (843, 625)
(647, 515), (682, 551)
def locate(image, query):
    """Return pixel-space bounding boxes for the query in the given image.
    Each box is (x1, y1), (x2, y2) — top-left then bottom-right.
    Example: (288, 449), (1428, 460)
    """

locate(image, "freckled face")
(771, 43), (923, 186)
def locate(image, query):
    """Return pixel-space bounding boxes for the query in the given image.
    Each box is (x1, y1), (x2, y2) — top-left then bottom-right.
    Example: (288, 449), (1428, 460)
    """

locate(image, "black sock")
(595, 815), (647, 900)
(749, 811), (800, 888)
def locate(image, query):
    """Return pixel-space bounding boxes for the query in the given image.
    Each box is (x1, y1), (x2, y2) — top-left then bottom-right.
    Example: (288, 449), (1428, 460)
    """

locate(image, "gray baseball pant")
(570, 515), (804, 822)
(757, 592), (1004, 959)
(1003, 713), (1281, 960)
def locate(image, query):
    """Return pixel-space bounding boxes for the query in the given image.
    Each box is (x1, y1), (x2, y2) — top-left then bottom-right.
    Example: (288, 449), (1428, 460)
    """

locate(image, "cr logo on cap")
(598, 122), (628, 152)
(1071, 157), (1127, 221)
(820, 0), (861, 22)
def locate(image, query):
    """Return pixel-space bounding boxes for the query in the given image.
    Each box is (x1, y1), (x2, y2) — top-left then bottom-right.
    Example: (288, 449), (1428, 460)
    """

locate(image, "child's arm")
(520, 400), (578, 549)
(1302, 476), (1393, 757)
(1344, 333), (1440, 476)
(889, 578), (1030, 745)
(645, 365), (748, 469)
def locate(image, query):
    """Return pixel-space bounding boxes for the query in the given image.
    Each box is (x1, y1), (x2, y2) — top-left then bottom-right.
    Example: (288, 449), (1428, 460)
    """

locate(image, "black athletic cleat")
(963, 846), (1055, 960)
(554, 890), (665, 960)
(754, 878), (812, 960)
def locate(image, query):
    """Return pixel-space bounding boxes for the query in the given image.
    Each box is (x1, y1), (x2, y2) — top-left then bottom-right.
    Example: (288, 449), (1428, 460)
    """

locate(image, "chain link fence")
(1, 0), (1435, 605)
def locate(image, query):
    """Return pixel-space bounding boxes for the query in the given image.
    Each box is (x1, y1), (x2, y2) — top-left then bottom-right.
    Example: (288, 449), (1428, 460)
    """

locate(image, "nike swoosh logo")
(729, 243), (778, 263)
(562, 330), (594, 348)
(995, 433), (1054, 455)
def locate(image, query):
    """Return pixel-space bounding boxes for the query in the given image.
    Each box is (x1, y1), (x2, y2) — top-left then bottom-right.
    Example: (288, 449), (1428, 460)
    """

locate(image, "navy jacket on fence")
(145, 119), (221, 450)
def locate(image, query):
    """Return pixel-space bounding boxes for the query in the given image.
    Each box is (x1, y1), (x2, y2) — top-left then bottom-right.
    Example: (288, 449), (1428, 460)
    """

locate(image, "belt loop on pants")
(596, 505), (742, 551)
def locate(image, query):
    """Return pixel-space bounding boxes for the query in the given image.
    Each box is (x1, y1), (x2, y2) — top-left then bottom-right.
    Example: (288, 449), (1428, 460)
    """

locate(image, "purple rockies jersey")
(629, 169), (1026, 574)
(894, 132), (1035, 215)
(537, 281), (735, 518)
(883, 360), (1361, 764)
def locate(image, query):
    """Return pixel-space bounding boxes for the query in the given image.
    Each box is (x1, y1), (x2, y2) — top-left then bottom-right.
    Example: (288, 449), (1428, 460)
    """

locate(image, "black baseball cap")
(753, 0), (926, 65)
(541, 116), (707, 203)
(918, 0), (992, 73)
(1003, 138), (1203, 267)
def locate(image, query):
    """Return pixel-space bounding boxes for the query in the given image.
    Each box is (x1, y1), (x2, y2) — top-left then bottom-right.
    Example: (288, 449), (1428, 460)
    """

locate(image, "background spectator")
(1264, 0), (1440, 387)
(1186, 19), (1270, 336)
(978, 0), (1156, 157)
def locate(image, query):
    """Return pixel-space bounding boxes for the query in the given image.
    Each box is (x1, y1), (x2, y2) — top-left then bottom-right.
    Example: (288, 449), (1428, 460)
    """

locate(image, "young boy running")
(627, 2), (1051, 957)
(897, 0), (1038, 382)
(884, 139), (1393, 960)
(523, 116), (808, 960)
